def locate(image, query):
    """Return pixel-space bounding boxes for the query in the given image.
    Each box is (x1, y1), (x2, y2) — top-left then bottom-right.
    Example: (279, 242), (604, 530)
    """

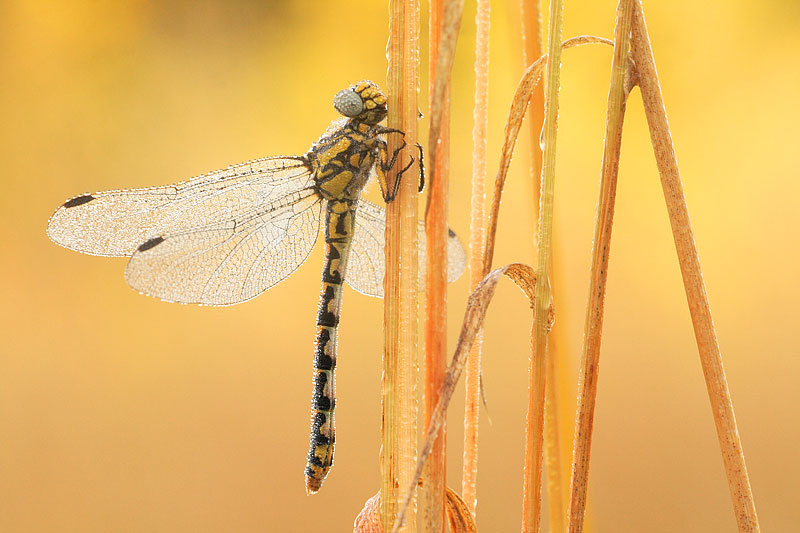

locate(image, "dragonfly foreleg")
(377, 137), (418, 203)
(415, 142), (425, 192)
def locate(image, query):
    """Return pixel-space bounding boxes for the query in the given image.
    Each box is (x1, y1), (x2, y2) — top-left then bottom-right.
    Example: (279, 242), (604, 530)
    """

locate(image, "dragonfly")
(47, 80), (466, 494)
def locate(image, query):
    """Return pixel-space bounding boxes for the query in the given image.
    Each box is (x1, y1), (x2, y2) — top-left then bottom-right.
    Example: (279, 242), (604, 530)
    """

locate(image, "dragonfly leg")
(374, 126), (406, 137)
(382, 137), (407, 171)
(415, 142), (425, 192)
(374, 129), (423, 193)
(377, 137), (418, 203)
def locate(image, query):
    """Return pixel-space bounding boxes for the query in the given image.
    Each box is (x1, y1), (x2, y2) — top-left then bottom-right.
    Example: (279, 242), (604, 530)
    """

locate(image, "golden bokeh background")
(1, 1), (798, 531)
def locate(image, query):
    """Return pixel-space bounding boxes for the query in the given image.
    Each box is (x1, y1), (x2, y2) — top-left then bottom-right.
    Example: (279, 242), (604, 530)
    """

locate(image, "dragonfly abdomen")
(305, 199), (357, 493)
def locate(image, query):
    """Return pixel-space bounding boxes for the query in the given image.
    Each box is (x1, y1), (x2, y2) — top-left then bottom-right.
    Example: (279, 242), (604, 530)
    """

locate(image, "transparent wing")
(125, 190), (322, 306)
(47, 156), (312, 257)
(347, 200), (467, 298)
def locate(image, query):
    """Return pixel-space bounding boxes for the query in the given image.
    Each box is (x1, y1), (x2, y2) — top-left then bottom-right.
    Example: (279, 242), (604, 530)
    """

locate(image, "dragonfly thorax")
(310, 122), (381, 202)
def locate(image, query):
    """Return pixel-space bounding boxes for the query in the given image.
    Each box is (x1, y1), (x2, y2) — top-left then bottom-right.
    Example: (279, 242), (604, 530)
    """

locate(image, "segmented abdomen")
(305, 199), (357, 493)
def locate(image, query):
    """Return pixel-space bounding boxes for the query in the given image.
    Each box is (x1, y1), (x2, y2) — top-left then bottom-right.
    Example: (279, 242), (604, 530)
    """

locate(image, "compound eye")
(333, 89), (364, 117)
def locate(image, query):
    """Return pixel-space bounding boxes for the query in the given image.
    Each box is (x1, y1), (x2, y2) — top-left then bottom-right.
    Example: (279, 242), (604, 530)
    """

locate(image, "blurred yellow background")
(1, 0), (798, 531)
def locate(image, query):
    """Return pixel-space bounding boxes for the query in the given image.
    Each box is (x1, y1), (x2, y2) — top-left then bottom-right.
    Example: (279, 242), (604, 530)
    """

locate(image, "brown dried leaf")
(445, 487), (479, 532)
(483, 35), (613, 275)
(354, 492), (383, 533)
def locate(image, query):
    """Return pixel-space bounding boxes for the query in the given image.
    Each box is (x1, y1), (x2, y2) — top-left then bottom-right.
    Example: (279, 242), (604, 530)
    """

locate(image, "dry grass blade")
(382, 0), (421, 530)
(520, 6), (569, 530)
(520, 0), (545, 231)
(629, 1), (760, 530)
(469, 33), (610, 533)
(462, 0), (490, 517)
(392, 264), (554, 533)
(423, 0), (463, 528)
(482, 35), (612, 276)
(426, 0), (465, 192)
(445, 488), (479, 532)
(543, 300), (566, 533)
(566, 1), (634, 531)
(522, 0), (565, 528)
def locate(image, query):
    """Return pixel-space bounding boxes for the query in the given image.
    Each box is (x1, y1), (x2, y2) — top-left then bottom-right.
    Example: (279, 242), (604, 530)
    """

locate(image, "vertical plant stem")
(629, 2), (760, 531)
(543, 278), (566, 533)
(482, 36), (612, 277)
(566, 1), (633, 531)
(526, 3), (569, 532)
(394, 265), (551, 533)
(521, 5), (569, 530)
(523, 0), (563, 530)
(477, 33), (610, 533)
(383, 0), (421, 530)
(521, 0), (546, 223)
(463, 0), (490, 518)
(423, 0), (450, 530)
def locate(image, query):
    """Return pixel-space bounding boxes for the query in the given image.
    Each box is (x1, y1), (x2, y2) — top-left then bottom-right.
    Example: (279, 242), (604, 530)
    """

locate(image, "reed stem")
(382, 0), (421, 530)
(422, 0), (452, 528)
(566, 1), (633, 531)
(462, 0), (490, 518)
(629, 2), (760, 530)
(523, 0), (564, 529)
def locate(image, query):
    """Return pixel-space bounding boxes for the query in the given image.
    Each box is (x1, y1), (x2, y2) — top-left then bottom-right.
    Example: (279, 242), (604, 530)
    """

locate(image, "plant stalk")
(566, 1), (633, 531)
(422, 0), (451, 529)
(629, 2), (760, 530)
(523, 0), (564, 530)
(382, 0), (421, 530)
(463, 0), (490, 519)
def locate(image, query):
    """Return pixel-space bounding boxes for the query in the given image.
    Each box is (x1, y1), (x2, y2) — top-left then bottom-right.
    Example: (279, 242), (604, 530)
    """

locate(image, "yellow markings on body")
(307, 466), (324, 492)
(349, 153), (362, 168)
(326, 243), (343, 277)
(306, 200), (357, 494)
(320, 170), (354, 198)
(330, 204), (353, 236)
(374, 153), (391, 201)
(329, 200), (348, 215)
(317, 138), (351, 168)
(317, 326), (335, 358)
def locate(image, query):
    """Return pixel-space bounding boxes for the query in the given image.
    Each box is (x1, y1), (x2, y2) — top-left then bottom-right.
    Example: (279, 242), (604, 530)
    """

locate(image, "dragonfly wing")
(47, 156), (312, 257)
(346, 200), (386, 298)
(347, 199), (467, 298)
(125, 190), (322, 306)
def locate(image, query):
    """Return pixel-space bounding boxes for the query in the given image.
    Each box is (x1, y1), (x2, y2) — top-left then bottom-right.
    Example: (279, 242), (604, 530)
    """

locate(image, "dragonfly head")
(333, 81), (387, 125)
